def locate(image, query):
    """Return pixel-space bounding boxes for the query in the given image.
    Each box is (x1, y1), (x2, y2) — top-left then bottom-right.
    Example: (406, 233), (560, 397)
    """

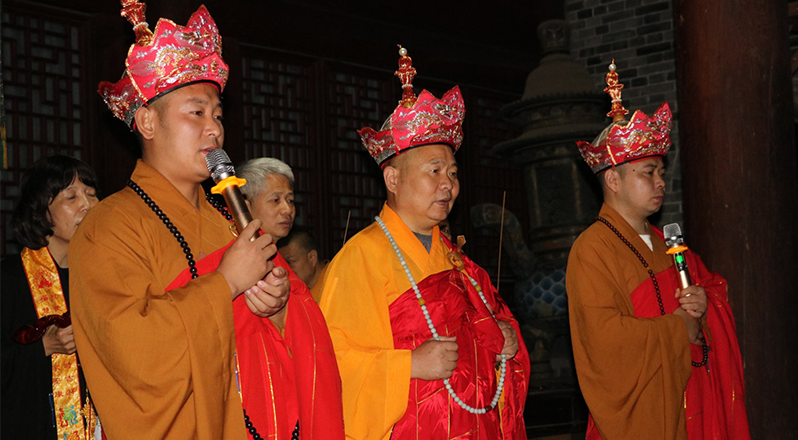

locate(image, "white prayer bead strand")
(375, 216), (507, 414)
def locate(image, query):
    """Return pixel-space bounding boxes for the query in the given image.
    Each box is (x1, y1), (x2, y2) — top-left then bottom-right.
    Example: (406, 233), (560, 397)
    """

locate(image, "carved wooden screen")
(239, 48), (320, 240)
(321, 63), (395, 254)
(238, 46), (396, 259)
(1, 4), (91, 255)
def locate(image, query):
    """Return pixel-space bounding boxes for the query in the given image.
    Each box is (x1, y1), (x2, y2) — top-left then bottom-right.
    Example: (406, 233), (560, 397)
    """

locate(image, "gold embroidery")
(417, 387), (446, 404)
(22, 247), (97, 439)
(686, 411), (703, 421)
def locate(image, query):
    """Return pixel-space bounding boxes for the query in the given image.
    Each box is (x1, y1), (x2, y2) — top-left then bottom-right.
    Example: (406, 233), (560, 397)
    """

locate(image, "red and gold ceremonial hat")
(576, 61), (672, 174)
(98, 0), (229, 127)
(358, 46), (465, 167)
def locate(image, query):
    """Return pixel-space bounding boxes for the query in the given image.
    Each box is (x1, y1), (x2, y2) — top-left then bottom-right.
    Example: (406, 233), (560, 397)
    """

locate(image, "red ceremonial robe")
(167, 243), (344, 440)
(585, 228), (750, 440)
(387, 236), (530, 440)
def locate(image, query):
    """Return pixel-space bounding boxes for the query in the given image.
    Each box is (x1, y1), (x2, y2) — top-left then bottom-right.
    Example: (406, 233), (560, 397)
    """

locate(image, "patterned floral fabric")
(576, 102), (673, 174)
(98, 2), (229, 127)
(358, 48), (465, 166)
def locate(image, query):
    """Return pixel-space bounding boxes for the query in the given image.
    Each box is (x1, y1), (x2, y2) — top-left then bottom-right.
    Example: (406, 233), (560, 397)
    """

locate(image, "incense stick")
(496, 191), (507, 294)
(342, 210), (352, 247)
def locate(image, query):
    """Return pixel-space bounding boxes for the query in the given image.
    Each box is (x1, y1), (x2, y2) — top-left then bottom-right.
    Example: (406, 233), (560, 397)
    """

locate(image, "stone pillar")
(674, 1), (798, 438)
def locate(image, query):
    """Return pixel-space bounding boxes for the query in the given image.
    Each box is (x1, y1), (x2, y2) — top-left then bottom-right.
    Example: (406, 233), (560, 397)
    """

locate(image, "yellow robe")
(70, 160), (246, 440)
(319, 204), (475, 440)
(566, 204), (692, 440)
(309, 263), (328, 304)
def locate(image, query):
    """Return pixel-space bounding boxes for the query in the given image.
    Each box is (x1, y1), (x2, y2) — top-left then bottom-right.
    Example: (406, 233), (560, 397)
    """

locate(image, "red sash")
(387, 238), (530, 439)
(166, 243), (344, 440)
(585, 230), (750, 440)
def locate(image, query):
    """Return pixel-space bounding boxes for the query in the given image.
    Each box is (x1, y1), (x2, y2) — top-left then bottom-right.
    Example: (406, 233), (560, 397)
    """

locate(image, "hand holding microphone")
(206, 150), (290, 318)
(217, 220), (276, 297)
(675, 286), (707, 319)
(664, 223), (709, 361)
(663, 223), (708, 319)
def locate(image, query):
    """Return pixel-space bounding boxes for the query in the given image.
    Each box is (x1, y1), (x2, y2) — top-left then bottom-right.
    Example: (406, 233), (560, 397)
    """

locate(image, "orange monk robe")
(566, 204), (692, 440)
(320, 204), (529, 440)
(70, 160), (246, 440)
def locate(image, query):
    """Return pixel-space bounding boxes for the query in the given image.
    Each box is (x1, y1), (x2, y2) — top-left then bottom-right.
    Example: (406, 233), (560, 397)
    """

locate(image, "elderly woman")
(231, 157), (344, 439)
(238, 157), (296, 241)
(1, 155), (99, 440)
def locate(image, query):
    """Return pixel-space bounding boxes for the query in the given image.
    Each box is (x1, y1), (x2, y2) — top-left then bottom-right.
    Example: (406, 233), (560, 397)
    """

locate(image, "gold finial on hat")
(395, 45), (417, 109)
(604, 60), (629, 122)
(120, 0), (154, 46)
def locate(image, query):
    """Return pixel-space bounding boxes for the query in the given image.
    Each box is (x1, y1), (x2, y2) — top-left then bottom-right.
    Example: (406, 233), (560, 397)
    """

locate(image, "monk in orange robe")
(566, 62), (750, 440)
(70, 4), (292, 439)
(319, 47), (530, 440)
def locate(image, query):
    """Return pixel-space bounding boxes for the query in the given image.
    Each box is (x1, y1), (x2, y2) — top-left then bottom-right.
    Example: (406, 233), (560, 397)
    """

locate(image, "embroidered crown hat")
(98, 0), (229, 127)
(358, 46), (466, 167)
(576, 60), (672, 174)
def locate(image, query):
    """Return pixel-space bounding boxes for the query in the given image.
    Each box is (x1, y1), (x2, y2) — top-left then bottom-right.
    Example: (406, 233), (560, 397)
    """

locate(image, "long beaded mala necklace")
(594, 217), (708, 367)
(374, 216), (507, 414)
(127, 180), (300, 440)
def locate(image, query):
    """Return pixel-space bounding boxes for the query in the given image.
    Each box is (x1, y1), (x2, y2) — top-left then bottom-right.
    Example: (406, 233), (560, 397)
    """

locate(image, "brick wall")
(565, 0), (683, 227)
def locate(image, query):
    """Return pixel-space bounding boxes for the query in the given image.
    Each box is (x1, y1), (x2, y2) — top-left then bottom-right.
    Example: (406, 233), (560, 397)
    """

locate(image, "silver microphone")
(205, 150), (254, 235)
(663, 223), (691, 289)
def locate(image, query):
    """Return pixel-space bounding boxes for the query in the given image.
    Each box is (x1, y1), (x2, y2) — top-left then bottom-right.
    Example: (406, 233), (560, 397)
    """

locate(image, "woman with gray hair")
(234, 157), (346, 439)
(238, 157), (296, 241)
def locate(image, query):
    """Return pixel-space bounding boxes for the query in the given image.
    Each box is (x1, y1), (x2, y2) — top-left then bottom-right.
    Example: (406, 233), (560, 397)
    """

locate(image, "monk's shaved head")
(384, 149), (413, 173)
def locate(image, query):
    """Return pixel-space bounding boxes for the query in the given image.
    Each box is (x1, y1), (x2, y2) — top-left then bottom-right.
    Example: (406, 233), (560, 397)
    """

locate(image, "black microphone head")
(205, 149), (235, 183)
(663, 223), (684, 248)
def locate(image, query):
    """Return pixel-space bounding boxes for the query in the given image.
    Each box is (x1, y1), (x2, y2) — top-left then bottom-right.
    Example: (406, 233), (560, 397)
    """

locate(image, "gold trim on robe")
(21, 247), (97, 440)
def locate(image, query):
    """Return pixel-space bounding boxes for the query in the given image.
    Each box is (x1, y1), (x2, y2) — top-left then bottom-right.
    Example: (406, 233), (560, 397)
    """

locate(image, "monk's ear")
(308, 249), (318, 265)
(383, 165), (399, 196)
(134, 107), (157, 141)
(603, 168), (622, 194)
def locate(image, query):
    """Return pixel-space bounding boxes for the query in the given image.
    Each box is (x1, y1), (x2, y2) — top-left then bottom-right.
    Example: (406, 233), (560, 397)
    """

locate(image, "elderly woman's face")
(249, 174), (295, 240)
(47, 177), (98, 246)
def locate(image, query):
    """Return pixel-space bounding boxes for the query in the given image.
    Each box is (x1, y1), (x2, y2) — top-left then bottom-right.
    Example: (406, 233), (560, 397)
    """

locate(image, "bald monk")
(566, 62), (750, 440)
(319, 47), (530, 440)
(70, 4), (291, 439)
(277, 229), (329, 303)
